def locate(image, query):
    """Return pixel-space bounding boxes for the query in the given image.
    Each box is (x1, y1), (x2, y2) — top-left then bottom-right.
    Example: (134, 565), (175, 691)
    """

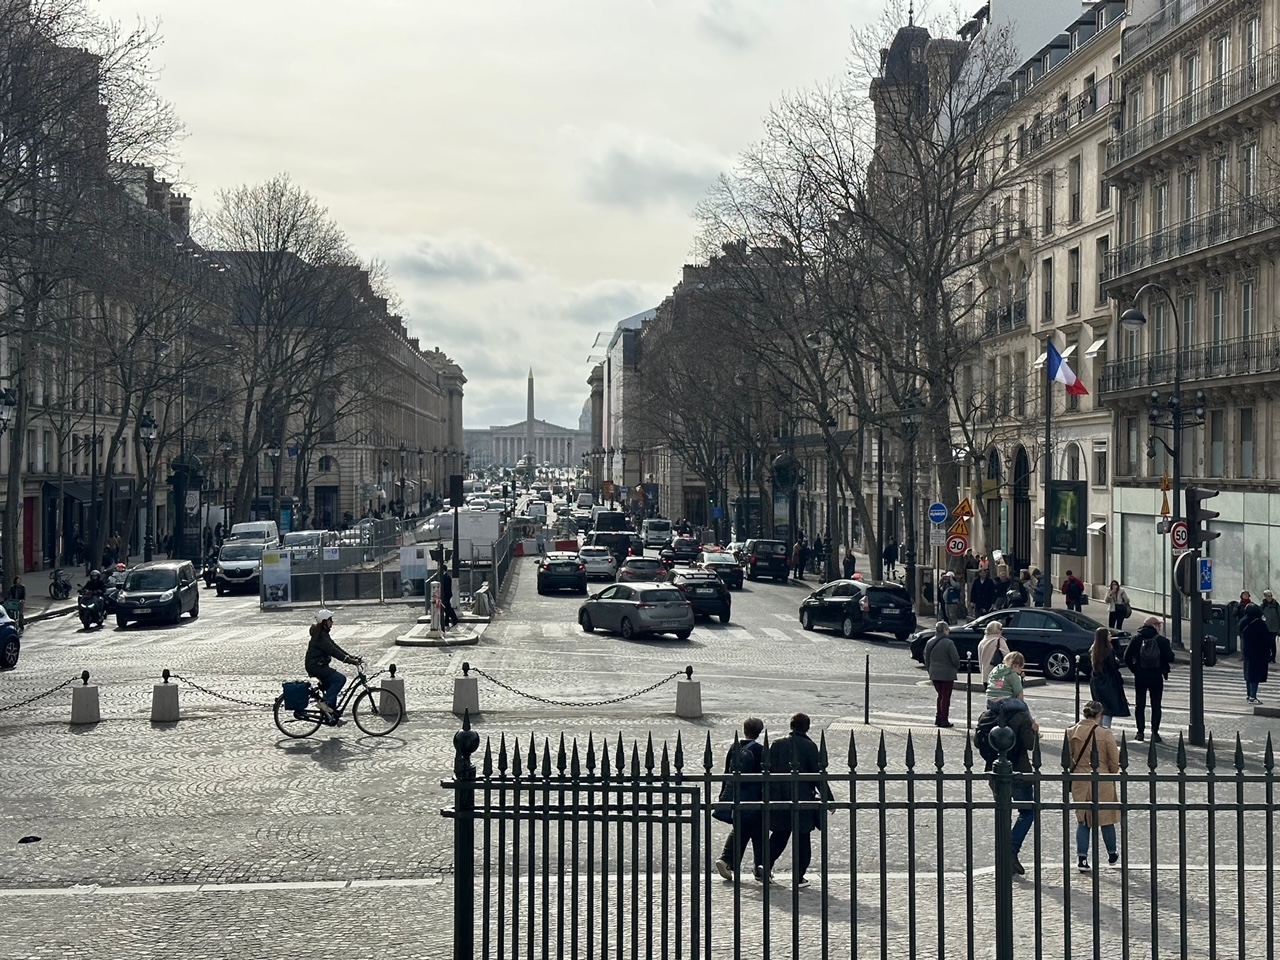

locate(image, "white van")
(227, 520), (280, 546)
(641, 518), (672, 547)
(576, 492), (595, 509)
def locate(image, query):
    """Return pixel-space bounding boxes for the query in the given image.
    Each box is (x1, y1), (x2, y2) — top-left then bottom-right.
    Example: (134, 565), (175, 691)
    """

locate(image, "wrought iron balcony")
(1099, 334), (1280, 393)
(1019, 77), (1114, 164)
(1101, 189), (1280, 283)
(1108, 49), (1280, 170)
(982, 298), (1027, 338)
(1121, 0), (1221, 61)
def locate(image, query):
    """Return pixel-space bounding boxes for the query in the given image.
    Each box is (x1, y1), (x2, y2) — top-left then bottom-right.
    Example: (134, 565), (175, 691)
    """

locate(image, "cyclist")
(305, 608), (362, 724)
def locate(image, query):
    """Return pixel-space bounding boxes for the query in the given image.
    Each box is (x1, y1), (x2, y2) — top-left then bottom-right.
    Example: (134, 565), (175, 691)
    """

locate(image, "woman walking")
(1067, 701), (1121, 872)
(1088, 627), (1130, 727)
(1240, 603), (1271, 704)
(1104, 580), (1130, 630)
(976, 620), (1010, 685)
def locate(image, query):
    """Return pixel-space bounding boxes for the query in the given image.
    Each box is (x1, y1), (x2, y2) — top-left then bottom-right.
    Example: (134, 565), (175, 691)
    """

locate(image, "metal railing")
(1018, 78), (1114, 165)
(1100, 334), (1280, 392)
(1121, 0), (1221, 60)
(1102, 189), (1280, 282)
(445, 720), (1278, 960)
(983, 299), (1027, 339)
(1109, 50), (1280, 168)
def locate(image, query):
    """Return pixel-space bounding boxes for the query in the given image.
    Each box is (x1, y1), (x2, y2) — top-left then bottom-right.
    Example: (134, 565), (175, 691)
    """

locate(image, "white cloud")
(390, 234), (531, 285)
(695, 0), (769, 50)
(574, 126), (727, 213)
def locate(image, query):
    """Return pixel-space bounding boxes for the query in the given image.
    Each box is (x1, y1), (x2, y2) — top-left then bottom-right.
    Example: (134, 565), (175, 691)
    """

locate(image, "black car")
(115, 560), (201, 628)
(798, 579), (916, 641)
(669, 536), (702, 564)
(908, 608), (1128, 681)
(588, 531), (642, 564)
(537, 551), (588, 594)
(742, 539), (790, 582)
(697, 551), (743, 589)
(667, 568), (731, 622)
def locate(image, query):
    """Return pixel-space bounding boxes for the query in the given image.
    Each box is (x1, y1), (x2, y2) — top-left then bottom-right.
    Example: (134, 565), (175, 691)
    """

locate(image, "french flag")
(1047, 340), (1088, 396)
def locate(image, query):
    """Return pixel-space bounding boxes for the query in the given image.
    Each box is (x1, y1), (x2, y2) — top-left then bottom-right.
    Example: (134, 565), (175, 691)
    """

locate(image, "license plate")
(695, 587), (715, 595)
(134, 608), (153, 615)
(554, 565), (575, 572)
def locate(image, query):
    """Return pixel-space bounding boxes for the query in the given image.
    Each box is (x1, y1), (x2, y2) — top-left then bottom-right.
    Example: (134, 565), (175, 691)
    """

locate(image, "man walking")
(792, 538), (807, 582)
(923, 622), (960, 727)
(882, 540), (899, 579)
(439, 567), (459, 628)
(713, 717), (766, 882)
(765, 713), (833, 888)
(978, 696), (1040, 875)
(1123, 616), (1174, 742)
(940, 572), (964, 624)
(970, 566), (997, 616)
(1259, 589), (1280, 664)
(1061, 570), (1085, 612)
(842, 547), (855, 580)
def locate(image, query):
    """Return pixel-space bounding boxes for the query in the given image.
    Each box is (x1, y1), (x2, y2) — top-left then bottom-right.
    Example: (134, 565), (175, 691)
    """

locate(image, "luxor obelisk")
(525, 369), (535, 480)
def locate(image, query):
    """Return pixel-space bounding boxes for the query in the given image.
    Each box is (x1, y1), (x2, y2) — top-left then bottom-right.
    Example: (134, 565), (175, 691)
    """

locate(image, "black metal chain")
(469, 667), (682, 708)
(169, 673), (276, 710)
(0, 676), (81, 713)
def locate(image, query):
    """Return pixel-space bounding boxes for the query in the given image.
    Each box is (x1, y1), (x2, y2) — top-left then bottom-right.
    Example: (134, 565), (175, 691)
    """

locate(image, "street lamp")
(431, 447), (441, 498)
(219, 431), (235, 525)
(398, 441), (407, 516)
(900, 398), (925, 605)
(0, 387), (16, 437)
(140, 412), (157, 562)
(417, 446), (425, 515)
(265, 439), (281, 497)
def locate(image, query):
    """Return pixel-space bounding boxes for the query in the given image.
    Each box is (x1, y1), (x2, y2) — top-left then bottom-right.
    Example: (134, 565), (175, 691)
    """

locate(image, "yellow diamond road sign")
(948, 516), (970, 537)
(954, 497), (974, 519)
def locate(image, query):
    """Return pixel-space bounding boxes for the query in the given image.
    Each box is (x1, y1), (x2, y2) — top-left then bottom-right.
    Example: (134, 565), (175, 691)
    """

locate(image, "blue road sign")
(1199, 557), (1213, 593)
(928, 501), (948, 524)
(711, 506), (724, 520)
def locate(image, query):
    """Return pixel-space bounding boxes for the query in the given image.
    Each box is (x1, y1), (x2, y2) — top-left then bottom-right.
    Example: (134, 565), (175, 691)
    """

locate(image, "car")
(907, 608), (1128, 681)
(536, 551), (588, 594)
(577, 582), (694, 640)
(726, 541), (746, 562)
(578, 545), (618, 580)
(281, 530), (325, 562)
(573, 508), (593, 531)
(798, 579), (916, 641)
(667, 568), (732, 622)
(669, 536), (702, 564)
(742, 539), (790, 582)
(0, 605), (20, 670)
(215, 541), (266, 595)
(115, 560), (200, 628)
(587, 531), (641, 565)
(697, 551), (744, 589)
(617, 556), (667, 583)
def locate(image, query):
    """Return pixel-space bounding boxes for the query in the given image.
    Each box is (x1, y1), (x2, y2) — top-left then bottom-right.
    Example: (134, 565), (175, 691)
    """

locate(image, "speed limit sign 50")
(946, 534), (969, 557)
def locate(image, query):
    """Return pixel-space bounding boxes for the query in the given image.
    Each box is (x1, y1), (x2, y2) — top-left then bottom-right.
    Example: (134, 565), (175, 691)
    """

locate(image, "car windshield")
(124, 569), (177, 591)
(646, 521), (671, 531)
(580, 548), (609, 557)
(702, 554), (732, 564)
(644, 589), (685, 603)
(230, 530), (267, 541)
(220, 544), (264, 561)
(624, 559), (661, 570)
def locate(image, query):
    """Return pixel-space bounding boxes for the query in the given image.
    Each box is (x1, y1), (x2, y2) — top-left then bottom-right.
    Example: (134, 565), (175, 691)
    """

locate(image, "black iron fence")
(445, 716), (1277, 959)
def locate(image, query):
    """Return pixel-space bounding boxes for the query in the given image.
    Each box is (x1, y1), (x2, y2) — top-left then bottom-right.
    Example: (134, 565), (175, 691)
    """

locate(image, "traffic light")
(1186, 486), (1220, 547)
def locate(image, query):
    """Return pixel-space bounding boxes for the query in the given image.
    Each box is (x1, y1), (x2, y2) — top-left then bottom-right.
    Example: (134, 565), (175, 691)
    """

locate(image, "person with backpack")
(977, 620), (1010, 685)
(923, 622), (960, 727)
(1123, 616), (1174, 742)
(1003, 571), (1030, 609)
(1061, 570), (1086, 612)
(1066, 701), (1121, 872)
(975, 696), (1040, 875)
(940, 573), (964, 624)
(714, 717), (767, 882)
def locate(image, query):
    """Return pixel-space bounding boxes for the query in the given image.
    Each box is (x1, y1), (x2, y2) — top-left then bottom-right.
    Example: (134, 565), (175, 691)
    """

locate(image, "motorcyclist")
(81, 569), (107, 601)
(304, 609), (362, 724)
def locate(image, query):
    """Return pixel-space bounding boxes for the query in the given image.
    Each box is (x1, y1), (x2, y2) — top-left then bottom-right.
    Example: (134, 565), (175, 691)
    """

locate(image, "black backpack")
(975, 703), (1018, 765)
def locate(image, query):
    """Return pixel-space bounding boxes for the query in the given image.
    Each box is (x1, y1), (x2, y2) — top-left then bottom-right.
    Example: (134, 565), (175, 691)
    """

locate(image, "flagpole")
(1042, 337), (1053, 609)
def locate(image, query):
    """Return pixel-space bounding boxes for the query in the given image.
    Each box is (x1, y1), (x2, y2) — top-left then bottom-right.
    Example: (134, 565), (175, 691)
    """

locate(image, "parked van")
(641, 518), (673, 547)
(227, 520), (280, 546)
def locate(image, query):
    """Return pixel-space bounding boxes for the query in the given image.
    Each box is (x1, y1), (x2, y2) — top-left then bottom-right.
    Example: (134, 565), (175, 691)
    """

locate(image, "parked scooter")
(77, 589), (106, 630)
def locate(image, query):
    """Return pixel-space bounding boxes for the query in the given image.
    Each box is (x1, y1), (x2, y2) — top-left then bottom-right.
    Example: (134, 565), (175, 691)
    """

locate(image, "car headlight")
(159, 589), (176, 601)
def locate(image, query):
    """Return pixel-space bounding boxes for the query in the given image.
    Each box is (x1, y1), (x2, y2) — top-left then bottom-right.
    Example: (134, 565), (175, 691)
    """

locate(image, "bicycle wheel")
(273, 694), (323, 739)
(351, 685), (404, 736)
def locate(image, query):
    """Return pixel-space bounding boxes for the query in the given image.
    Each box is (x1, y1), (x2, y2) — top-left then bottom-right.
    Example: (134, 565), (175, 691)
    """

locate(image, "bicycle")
(48, 568), (72, 600)
(272, 661), (404, 739)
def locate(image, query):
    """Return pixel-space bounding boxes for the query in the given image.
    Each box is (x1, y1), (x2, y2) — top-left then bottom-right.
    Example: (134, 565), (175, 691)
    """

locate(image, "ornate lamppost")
(140, 412), (157, 561)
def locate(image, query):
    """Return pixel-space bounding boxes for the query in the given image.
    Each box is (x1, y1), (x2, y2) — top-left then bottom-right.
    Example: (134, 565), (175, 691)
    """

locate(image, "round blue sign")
(928, 501), (948, 524)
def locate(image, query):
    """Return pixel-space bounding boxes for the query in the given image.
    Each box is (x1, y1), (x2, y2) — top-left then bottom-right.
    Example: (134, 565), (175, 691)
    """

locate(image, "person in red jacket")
(1061, 570), (1086, 612)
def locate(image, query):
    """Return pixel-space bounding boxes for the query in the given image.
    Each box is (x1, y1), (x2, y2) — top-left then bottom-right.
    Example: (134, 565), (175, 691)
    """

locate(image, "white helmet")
(315, 608), (334, 623)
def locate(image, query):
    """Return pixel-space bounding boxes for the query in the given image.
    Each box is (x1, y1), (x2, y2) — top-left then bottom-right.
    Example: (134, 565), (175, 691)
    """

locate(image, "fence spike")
(513, 739), (524, 777)
(482, 738), (493, 778)
(1031, 733), (1043, 771)
(615, 733), (626, 773)
(729, 732), (742, 773)
(601, 739), (612, 778)
(1147, 736), (1158, 771)
(1175, 733), (1187, 772)
(1264, 733), (1274, 773)
(1234, 734), (1246, 773)
(848, 732), (858, 772)
(585, 733), (597, 774)
(1205, 734), (1217, 773)
(557, 733), (568, 774)
(934, 732), (944, 770)
(904, 731), (916, 771)
(1118, 731), (1129, 772)
(541, 738), (552, 778)
(660, 741), (671, 777)
(630, 740), (641, 778)
(963, 733), (974, 771)
(570, 738), (581, 778)
(702, 731), (714, 771)
(818, 730), (829, 770)
(674, 732), (685, 773)
(497, 733), (509, 775)
(644, 732), (655, 773)
(1060, 730), (1073, 770)
(876, 731), (888, 771)
(527, 734), (538, 778)
(760, 730), (772, 772)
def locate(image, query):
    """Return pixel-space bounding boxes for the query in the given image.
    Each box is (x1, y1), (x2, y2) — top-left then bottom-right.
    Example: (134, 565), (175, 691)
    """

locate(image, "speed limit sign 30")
(946, 534), (969, 557)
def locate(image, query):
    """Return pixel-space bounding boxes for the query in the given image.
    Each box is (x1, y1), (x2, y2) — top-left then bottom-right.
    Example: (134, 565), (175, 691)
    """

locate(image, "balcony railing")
(1102, 188), (1280, 282)
(1099, 334), (1280, 393)
(1108, 49), (1280, 169)
(1121, 0), (1221, 60)
(982, 298), (1027, 338)
(1018, 77), (1114, 164)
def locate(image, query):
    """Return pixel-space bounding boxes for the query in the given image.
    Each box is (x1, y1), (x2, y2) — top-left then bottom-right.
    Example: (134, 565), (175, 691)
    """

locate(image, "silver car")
(578, 545), (618, 580)
(577, 582), (694, 640)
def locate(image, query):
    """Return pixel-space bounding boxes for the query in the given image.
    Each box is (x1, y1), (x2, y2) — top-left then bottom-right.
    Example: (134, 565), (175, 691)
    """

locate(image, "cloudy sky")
(96, 0), (876, 429)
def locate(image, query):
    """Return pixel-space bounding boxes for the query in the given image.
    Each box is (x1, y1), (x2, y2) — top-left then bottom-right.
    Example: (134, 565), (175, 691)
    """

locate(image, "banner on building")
(1047, 480), (1088, 557)
(261, 550), (291, 607)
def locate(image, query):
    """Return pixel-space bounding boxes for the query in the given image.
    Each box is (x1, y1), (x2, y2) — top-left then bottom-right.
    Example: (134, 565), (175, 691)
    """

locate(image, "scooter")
(202, 553), (218, 588)
(77, 590), (106, 630)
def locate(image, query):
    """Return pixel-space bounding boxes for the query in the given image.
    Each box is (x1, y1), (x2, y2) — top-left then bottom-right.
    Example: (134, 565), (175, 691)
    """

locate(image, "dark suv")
(667, 568), (731, 623)
(742, 539), (790, 582)
(115, 560), (200, 628)
(797, 579), (915, 641)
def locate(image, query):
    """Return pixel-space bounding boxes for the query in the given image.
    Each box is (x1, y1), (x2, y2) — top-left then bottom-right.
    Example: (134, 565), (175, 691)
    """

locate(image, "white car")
(578, 545), (618, 580)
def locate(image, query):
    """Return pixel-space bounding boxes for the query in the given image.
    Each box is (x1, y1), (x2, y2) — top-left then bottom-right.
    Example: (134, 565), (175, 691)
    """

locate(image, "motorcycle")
(104, 564), (127, 614)
(77, 590), (106, 630)
(202, 553), (218, 588)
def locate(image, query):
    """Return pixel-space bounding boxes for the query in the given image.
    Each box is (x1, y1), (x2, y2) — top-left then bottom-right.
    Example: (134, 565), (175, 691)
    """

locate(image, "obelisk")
(526, 369), (535, 471)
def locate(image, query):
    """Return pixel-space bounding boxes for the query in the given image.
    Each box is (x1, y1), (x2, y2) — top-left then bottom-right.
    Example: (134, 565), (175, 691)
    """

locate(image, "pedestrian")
(792, 539), (806, 582)
(964, 550), (978, 571)
(1259, 589), (1280, 664)
(811, 535), (824, 575)
(203, 525), (214, 553)
(1029, 567), (1044, 607)
(713, 717), (767, 883)
(842, 547), (855, 580)
(1088, 627), (1130, 727)
(1123, 616), (1174, 742)
(439, 567), (459, 628)
(882, 540), (899, 579)
(1104, 580), (1130, 630)
(1061, 569), (1085, 612)
(986, 651), (1030, 713)
(1239, 603), (1270, 704)
(1066, 701), (1120, 872)
(977, 620), (1010, 685)
(765, 712), (833, 888)
(923, 622), (960, 727)
(971, 567), (997, 616)
(977, 694), (1039, 875)
(6, 576), (25, 632)
(214, 522), (224, 545)
(941, 572), (964, 624)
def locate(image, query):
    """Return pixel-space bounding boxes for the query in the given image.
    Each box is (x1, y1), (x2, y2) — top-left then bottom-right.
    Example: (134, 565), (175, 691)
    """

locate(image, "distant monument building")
(464, 370), (590, 469)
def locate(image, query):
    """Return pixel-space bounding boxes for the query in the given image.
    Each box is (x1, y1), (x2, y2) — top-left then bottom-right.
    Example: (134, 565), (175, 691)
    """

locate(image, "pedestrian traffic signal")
(1186, 486), (1220, 548)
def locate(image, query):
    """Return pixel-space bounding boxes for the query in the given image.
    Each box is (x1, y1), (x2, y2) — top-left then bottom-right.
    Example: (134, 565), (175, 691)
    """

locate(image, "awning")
(1087, 520), (1107, 535)
(1083, 340), (1107, 358)
(1032, 351), (1047, 369)
(1034, 515), (1045, 529)
(1060, 344), (1078, 360)
(43, 480), (94, 503)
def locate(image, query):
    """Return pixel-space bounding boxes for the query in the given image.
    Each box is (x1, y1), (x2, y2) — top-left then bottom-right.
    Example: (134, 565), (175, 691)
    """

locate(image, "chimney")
(168, 195), (191, 233)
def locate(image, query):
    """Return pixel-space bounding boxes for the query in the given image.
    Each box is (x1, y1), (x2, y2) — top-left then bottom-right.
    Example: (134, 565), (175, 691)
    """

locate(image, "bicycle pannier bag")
(282, 681), (310, 711)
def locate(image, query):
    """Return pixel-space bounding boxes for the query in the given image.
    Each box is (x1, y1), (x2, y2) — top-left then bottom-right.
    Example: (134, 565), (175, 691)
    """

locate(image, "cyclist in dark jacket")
(306, 609), (361, 719)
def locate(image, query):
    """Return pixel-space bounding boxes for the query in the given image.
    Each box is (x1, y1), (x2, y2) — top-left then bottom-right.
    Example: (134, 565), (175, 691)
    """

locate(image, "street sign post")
(1170, 520), (1189, 551)
(929, 528), (946, 547)
(1199, 557), (1213, 593)
(946, 534), (968, 557)
(928, 501), (948, 524)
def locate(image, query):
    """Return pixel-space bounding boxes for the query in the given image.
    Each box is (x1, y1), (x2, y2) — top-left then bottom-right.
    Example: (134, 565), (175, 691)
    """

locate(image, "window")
(1041, 257), (1054, 322)
(1210, 288), (1225, 345)
(1042, 171), (1055, 235)
(1243, 143), (1258, 197)
(1155, 70), (1171, 126)
(1092, 443), (1108, 486)
(1241, 279), (1255, 337)
(1246, 16), (1261, 74)
(1014, 351), (1027, 415)
(1066, 443), (1081, 481)
(1183, 53), (1200, 97)
(1240, 408), (1255, 478)
(1209, 410), (1225, 477)
(1154, 182), (1168, 232)
(1068, 248), (1080, 313)
(1152, 300), (1167, 353)
(1018, 187), (1029, 232)
(1182, 167), (1197, 221)
(1127, 196), (1142, 242)
(1068, 156), (1082, 222)
(1181, 294), (1196, 351)
(1128, 87), (1144, 127)
(1125, 417), (1139, 475)
(1097, 144), (1110, 209)
(1213, 35), (1230, 81)
(1096, 236), (1110, 304)
(1211, 156), (1228, 233)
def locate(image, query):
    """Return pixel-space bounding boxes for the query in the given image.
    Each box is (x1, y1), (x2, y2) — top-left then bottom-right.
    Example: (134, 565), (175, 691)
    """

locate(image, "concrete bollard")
(380, 663), (406, 717)
(674, 665), (702, 719)
(151, 669), (179, 723)
(452, 661), (480, 717)
(70, 670), (100, 725)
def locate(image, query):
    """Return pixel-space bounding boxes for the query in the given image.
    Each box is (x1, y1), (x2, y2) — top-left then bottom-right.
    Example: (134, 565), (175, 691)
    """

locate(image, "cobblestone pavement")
(0, 560), (1275, 958)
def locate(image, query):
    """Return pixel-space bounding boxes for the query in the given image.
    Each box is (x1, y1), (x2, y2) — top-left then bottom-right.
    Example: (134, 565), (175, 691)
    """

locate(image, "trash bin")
(1204, 602), (1237, 655)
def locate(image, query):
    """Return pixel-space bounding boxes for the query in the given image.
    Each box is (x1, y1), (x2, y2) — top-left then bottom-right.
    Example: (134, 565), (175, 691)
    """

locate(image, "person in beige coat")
(1067, 701), (1121, 871)
(976, 620), (1011, 685)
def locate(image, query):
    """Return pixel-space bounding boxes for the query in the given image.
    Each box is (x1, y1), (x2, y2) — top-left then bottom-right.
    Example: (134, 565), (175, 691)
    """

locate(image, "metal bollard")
(70, 670), (100, 725)
(380, 662), (406, 717)
(151, 668), (180, 723)
(452, 661), (480, 717)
